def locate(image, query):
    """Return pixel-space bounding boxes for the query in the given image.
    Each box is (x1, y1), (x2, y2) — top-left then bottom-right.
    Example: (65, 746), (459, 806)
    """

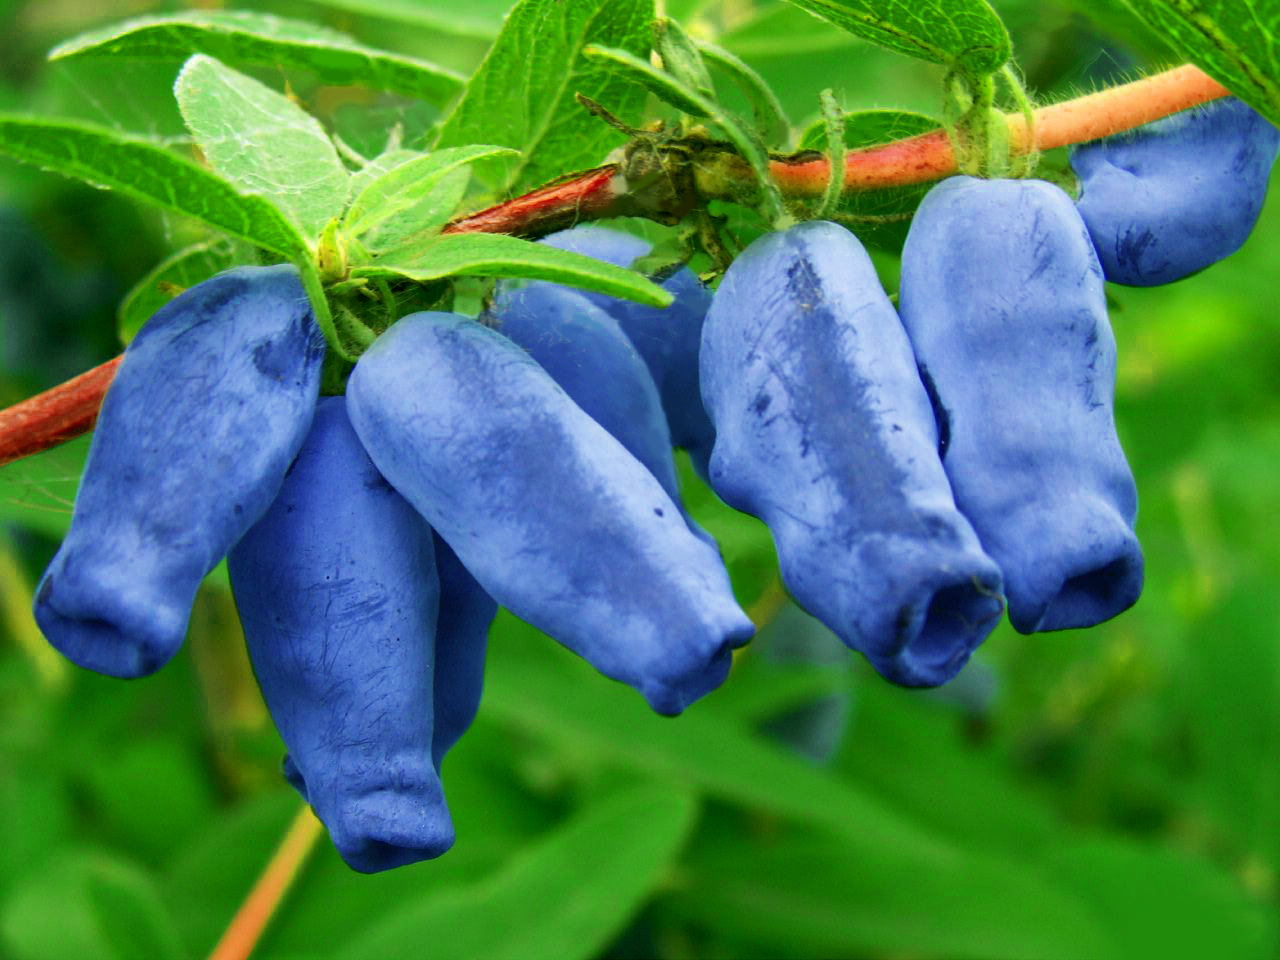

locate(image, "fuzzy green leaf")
(654, 18), (716, 103)
(1119, 0), (1280, 125)
(353, 233), (672, 307)
(176, 54), (349, 239)
(343, 145), (518, 237)
(697, 40), (791, 147)
(49, 10), (464, 105)
(338, 787), (698, 960)
(777, 0), (1011, 74)
(0, 114), (309, 258)
(432, 0), (652, 194)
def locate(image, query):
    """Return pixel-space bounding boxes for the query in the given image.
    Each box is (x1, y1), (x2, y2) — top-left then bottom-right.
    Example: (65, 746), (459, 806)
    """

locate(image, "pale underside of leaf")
(176, 54), (350, 240)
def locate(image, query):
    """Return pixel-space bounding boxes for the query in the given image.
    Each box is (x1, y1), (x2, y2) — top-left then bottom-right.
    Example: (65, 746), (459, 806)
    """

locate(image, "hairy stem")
(0, 65), (1234, 466)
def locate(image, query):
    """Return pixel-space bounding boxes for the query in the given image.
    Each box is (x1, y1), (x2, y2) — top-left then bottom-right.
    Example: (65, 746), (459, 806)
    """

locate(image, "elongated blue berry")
(1070, 97), (1280, 285)
(495, 283), (709, 541)
(346, 312), (754, 715)
(431, 532), (496, 769)
(230, 397), (452, 873)
(898, 176), (1143, 633)
(538, 227), (717, 477)
(35, 265), (324, 678)
(700, 221), (1004, 686)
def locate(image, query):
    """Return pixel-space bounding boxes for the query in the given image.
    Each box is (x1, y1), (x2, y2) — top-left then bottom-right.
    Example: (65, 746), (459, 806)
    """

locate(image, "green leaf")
(432, 0), (653, 195)
(117, 241), (241, 343)
(162, 789), (300, 956)
(654, 18), (716, 103)
(176, 54), (349, 239)
(0, 435), (88, 539)
(1047, 838), (1276, 960)
(338, 785), (698, 960)
(798, 108), (939, 251)
(354, 234), (673, 307)
(668, 829), (1119, 960)
(585, 45), (785, 221)
(347, 148), (424, 199)
(343, 145), (518, 237)
(776, 0), (1011, 74)
(588, 42), (710, 116)
(0, 115), (310, 258)
(298, 0), (513, 39)
(1, 850), (185, 960)
(1118, 0), (1280, 125)
(484, 619), (954, 866)
(697, 39), (792, 147)
(49, 10), (464, 105)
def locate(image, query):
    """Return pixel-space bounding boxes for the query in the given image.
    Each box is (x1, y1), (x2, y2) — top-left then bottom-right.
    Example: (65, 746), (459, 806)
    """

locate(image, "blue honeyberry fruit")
(430, 531), (497, 769)
(229, 397), (454, 873)
(537, 227), (718, 478)
(1070, 96), (1280, 286)
(495, 282), (709, 541)
(898, 175), (1144, 634)
(34, 265), (325, 678)
(345, 312), (755, 716)
(700, 220), (1005, 687)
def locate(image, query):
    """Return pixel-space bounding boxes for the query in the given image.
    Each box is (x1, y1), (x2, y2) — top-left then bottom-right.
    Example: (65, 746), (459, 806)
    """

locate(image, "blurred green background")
(3, 0), (1279, 957)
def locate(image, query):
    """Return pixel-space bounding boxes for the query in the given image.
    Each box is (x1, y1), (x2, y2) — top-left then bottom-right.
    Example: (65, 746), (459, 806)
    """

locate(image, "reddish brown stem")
(443, 164), (626, 237)
(0, 356), (122, 467)
(0, 66), (1239, 466)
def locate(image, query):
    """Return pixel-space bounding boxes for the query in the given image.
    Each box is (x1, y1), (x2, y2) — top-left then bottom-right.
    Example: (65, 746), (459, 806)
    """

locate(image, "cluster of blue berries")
(31, 96), (1277, 873)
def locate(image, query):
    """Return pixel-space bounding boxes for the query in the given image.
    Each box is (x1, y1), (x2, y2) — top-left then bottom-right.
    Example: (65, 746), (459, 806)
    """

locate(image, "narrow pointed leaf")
(344, 145), (518, 237)
(654, 18), (716, 102)
(0, 115), (309, 258)
(777, 0), (1011, 74)
(432, 0), (652, 194)
(352, 233), (672, 307)
(1119, 0), (1280, 126)
(338, 787), (698, 960)
(176, 54), (349, 239)
(49, 11), (464, 105)
(697, 39), (791, 146)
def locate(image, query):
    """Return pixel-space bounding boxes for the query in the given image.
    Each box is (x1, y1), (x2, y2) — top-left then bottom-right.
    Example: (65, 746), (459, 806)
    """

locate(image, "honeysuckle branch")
(0, 64), (1230, 468)
(206, 804), (323, 960)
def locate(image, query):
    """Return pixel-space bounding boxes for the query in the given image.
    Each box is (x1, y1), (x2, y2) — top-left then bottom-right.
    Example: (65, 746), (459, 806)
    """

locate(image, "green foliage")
(351, 234), (672, 305)
(432, 0), (654, 194)
(0, 116), (309, 259)
(777, 0), (1012, 73)
(176, 54), (351, 239)
(1120, 0), (1280, 127)
(340, 785), (698, 960)
(4, 0), (1280, 958)
(49, 10), (465, 104)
